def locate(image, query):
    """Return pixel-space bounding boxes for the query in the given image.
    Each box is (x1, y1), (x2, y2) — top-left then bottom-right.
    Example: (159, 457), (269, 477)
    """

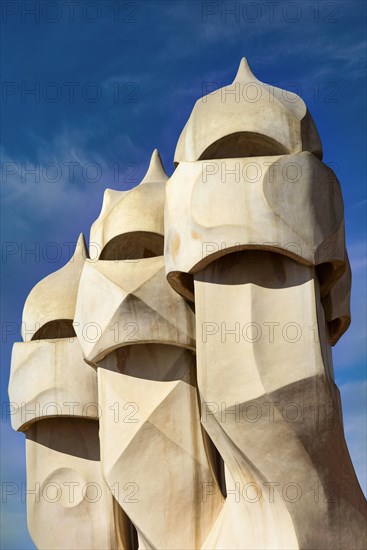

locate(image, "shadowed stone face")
(8, 60), (366, 550)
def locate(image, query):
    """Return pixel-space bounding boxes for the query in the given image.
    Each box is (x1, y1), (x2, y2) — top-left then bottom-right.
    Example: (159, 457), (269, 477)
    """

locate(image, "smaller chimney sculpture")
(9, 59), (366, 549)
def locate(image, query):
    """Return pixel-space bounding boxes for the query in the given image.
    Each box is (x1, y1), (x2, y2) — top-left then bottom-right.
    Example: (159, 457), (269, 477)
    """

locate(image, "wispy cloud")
(1, 125), (147, 243)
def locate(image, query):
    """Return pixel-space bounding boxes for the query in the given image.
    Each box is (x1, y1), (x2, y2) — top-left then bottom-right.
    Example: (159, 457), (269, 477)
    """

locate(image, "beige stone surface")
(75, 148), (223, 548)
(202, 463), (298, 550)
(9, 338), (98, 431)
(89, 150), (167, 260)
(194, 251), (366, 549)
(174, 58), (322, 165)
(97, 345), (223, 549)
(165, 153), (347, 318)
(25, 418), (133, 549)
(74, 256), (196, 364)
(21, 234), (87, 341)
(9, 234), (135, 548)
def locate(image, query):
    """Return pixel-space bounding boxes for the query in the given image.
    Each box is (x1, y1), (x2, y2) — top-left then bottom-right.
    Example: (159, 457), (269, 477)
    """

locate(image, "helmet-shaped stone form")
(90, 149), (168, 261)
(11, 234), (98, 427)
(8, 60), (366, 550)
(75, 150), (196, 365)
(174, 57), (322, 164)
(74, 150), (219, 549)
(166, 58), (350, 345)
(9, 235), (131, 550)
(21, 233), (87, 341)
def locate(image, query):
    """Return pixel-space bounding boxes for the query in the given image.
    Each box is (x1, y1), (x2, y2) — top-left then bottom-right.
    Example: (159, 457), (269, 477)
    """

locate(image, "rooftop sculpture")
(8, 59), (366, 549)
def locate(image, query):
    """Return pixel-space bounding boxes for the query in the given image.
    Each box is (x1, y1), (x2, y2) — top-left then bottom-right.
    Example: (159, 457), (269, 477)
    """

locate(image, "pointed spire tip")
(72, 233), (88, 261)
(141, 148), (168, 184)
(233, 57), (256, 83)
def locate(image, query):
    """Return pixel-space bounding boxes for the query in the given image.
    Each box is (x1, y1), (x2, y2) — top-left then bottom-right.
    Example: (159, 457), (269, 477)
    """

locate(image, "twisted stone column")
(74, 151), (223, 548)
(9, 236), (132, 549)
(164, 59), (366, 548)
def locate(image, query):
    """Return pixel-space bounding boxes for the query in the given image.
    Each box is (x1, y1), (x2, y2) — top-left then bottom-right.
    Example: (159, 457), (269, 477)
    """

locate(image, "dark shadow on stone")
(32, 319), (76, 340)
(167, 271), (195, 303)
(316, 262), (345, 297)
(100, 232), (164, 260)
(26, 417), (100, 460)
(301, 110), (323, 160)
(98, 344), (197, 386)
(199, 131), (289, 160)
(195, 250), (313, 289)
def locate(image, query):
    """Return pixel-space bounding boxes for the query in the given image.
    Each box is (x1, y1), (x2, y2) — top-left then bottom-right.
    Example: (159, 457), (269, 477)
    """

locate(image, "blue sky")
(1, 1), (366, 548)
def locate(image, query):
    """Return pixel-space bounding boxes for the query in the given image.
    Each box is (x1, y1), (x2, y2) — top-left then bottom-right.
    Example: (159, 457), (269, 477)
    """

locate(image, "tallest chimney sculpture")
(9, 59), (366, 549)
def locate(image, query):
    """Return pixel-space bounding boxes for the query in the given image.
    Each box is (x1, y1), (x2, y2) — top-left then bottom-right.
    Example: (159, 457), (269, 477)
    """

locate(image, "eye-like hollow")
(198, 131), (289, 160)
(32, 319), (76, 340)
(99, 231), (164, 260)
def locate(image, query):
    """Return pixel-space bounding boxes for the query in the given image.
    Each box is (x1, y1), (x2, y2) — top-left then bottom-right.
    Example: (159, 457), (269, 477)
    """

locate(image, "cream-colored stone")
(165, 153), (347, 308)
(89, 150), (168, 260)
(21, 234), (87, 341)
(74, 256), (196, 364)
(174, 58), (322, 165)
(202, 464), (298, 550)
(76, 149), (224, 548)
(9, 234), (135, 548)
(194, 251), (366, 549)
(97, 344), (223, 549)
(79, 149), (225, 546)
(25, 418), (132, 549)
(9, 338), (98, 431)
